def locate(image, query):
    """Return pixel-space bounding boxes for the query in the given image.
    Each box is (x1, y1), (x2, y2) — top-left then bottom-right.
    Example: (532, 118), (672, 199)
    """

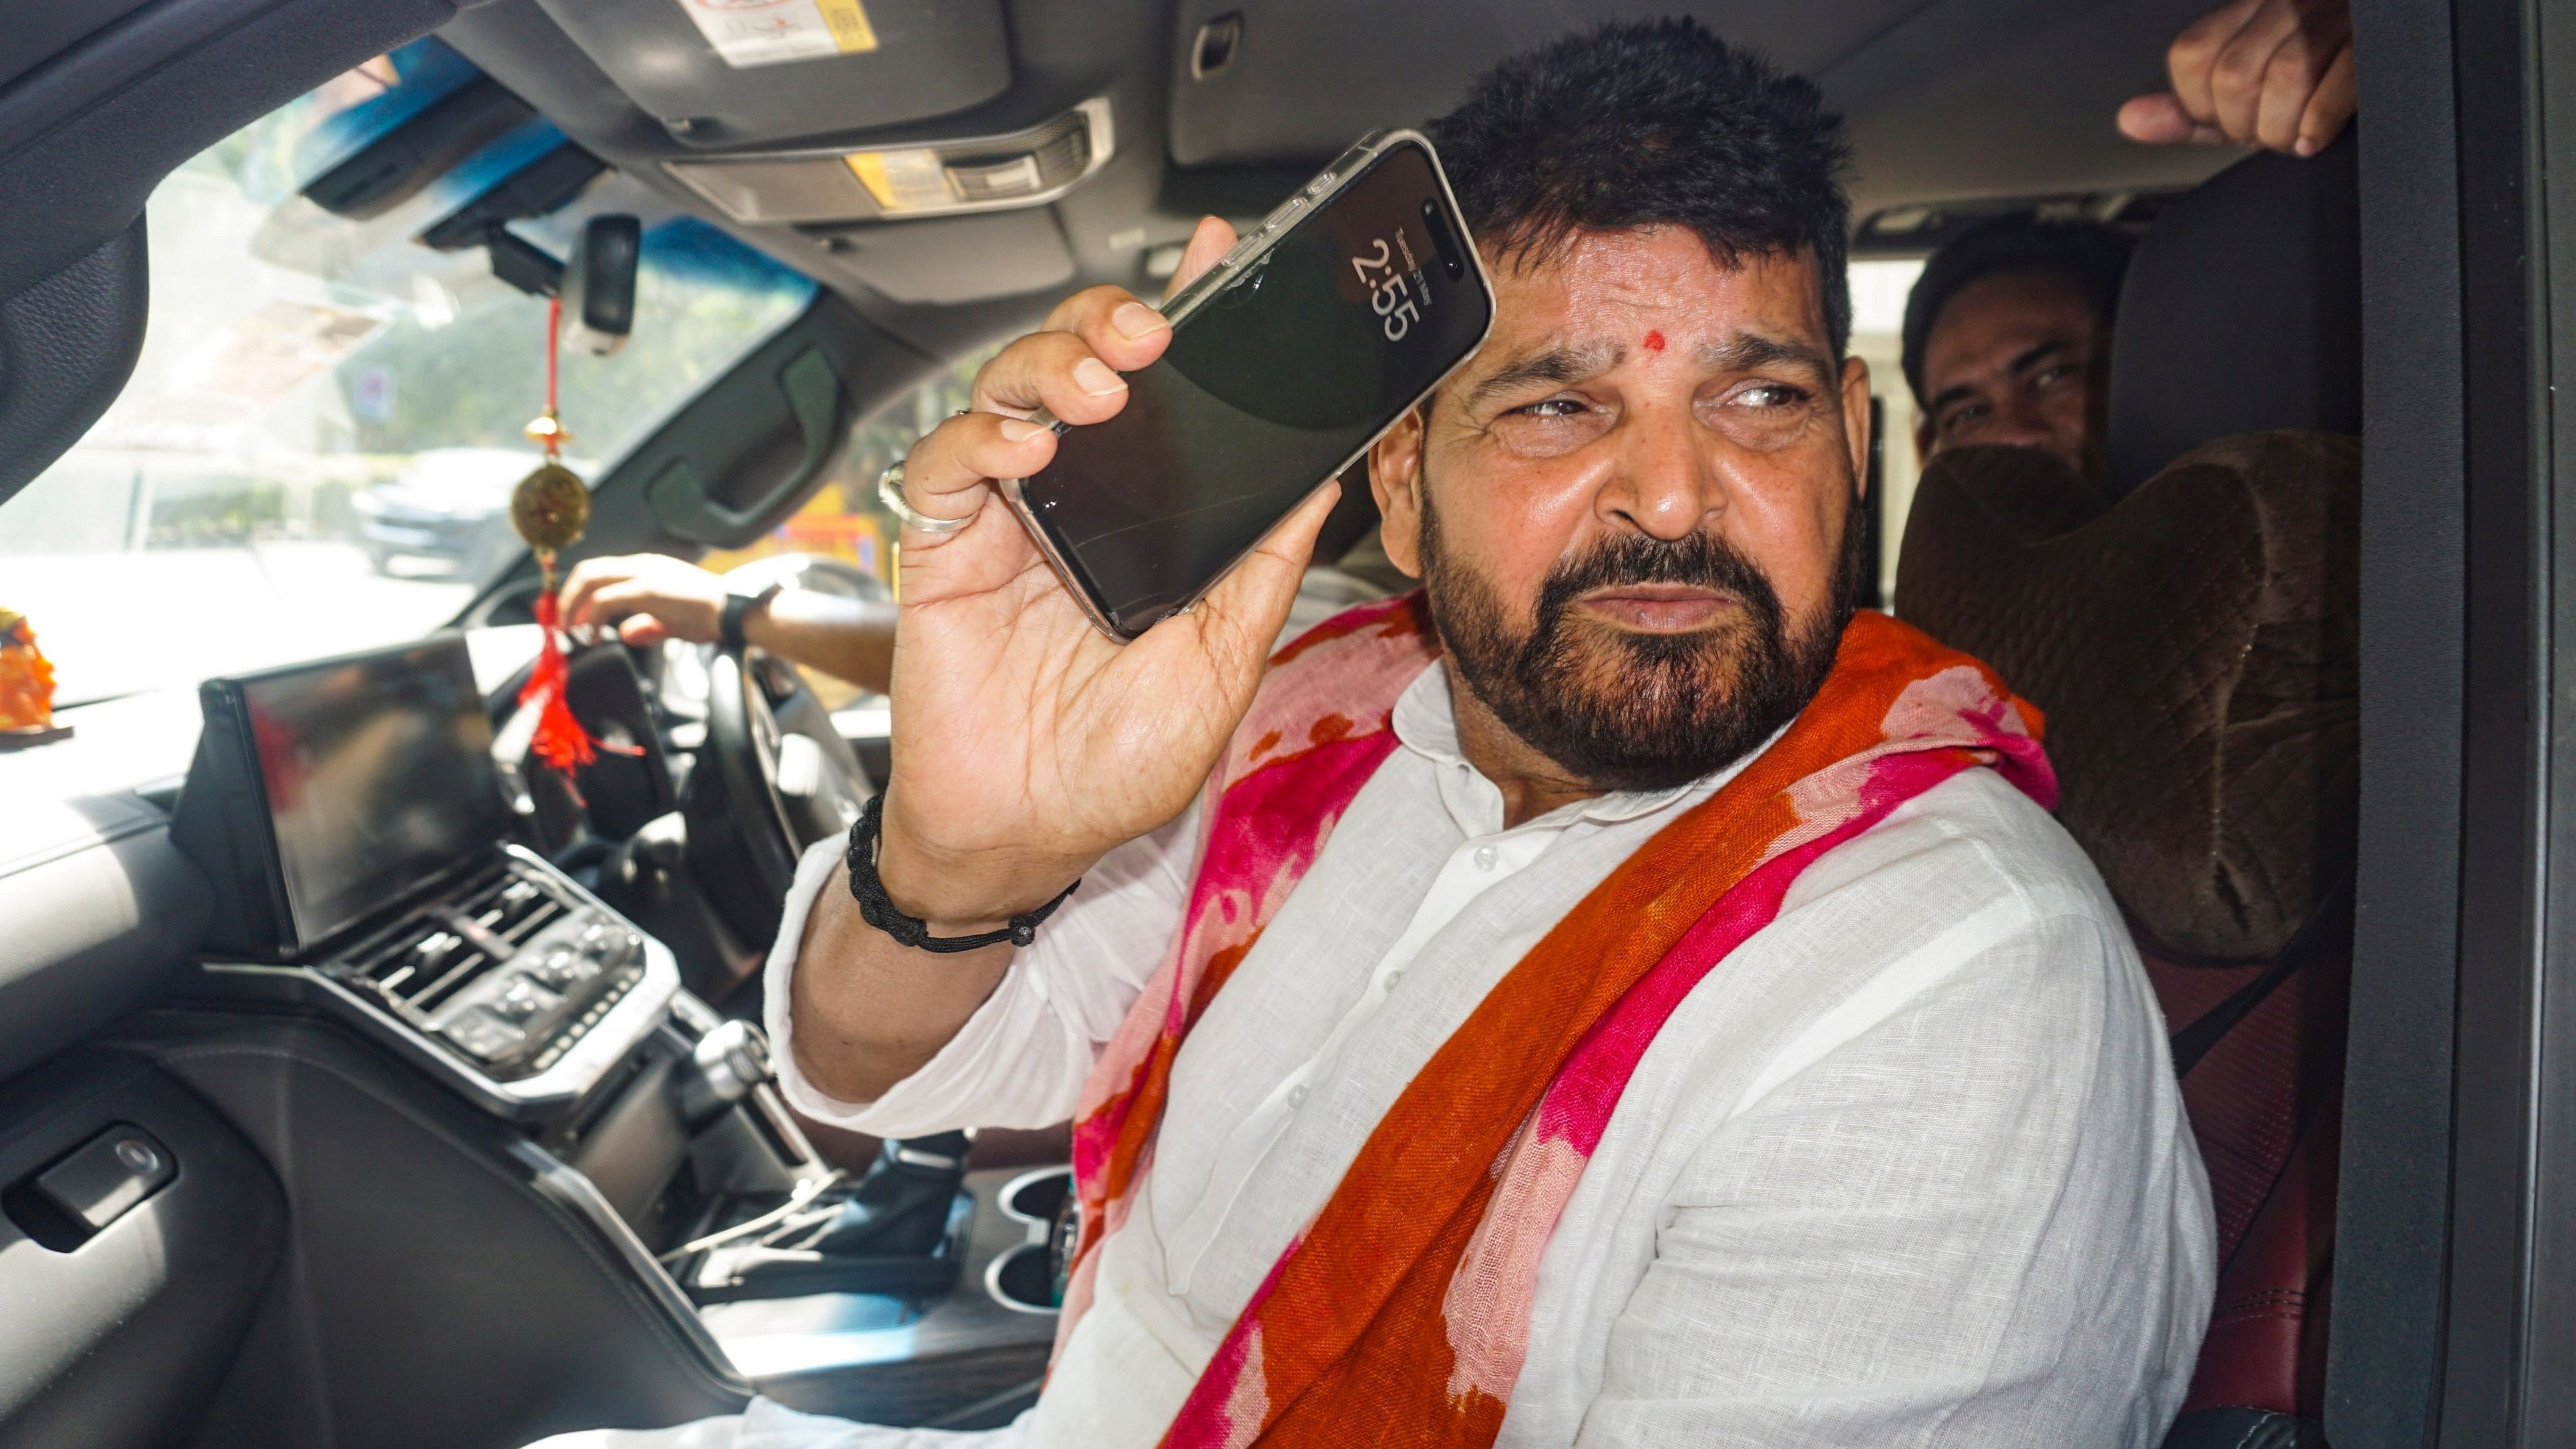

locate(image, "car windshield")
(0, 47), (817, 706)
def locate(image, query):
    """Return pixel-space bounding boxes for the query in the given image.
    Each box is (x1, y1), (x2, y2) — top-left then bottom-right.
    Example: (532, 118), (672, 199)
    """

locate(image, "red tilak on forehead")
(1642, 329), (1666, 352)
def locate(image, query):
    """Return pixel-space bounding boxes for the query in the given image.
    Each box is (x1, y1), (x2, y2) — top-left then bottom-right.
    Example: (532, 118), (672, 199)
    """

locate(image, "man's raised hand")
(2119, 0), (2355, 158)
(872, 215), (1340, 930)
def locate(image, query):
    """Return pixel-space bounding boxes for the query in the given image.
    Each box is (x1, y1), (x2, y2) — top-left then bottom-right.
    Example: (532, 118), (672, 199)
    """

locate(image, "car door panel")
(0, 1050), (284, 1449)
(138, 1013), (749, 1449)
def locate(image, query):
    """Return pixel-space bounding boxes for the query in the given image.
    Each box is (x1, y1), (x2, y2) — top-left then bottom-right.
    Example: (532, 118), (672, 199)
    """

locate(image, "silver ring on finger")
(878, 460), (980, 536)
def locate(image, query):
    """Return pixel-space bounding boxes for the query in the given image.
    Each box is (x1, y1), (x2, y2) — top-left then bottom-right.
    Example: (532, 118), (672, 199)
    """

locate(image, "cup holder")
(1002, 1167), (1070, 1223)
(987, 1166), (1077, 1315)
(987, 1241), (1059, 1313)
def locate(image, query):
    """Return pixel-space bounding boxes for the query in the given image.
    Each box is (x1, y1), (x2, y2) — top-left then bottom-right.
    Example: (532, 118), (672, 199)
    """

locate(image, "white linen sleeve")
(1574, 909), (2208, 1448)
(764, 801), (1200, 1138)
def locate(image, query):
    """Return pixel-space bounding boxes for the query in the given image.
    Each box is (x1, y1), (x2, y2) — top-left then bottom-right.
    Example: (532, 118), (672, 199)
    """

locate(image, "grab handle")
(647, 347), (842, 547)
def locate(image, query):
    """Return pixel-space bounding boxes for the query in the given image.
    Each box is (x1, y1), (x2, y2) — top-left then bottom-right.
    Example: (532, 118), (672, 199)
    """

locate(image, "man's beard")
(1418, 484), (1866, 794)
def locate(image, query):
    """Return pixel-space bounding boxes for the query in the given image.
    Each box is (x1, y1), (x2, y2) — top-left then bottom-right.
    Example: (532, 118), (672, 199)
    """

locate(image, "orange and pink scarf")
(1062, 595), (2052, 1448)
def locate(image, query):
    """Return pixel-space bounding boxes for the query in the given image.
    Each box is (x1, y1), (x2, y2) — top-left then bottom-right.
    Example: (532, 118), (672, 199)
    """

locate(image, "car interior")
(0, 0), (2518, 1446)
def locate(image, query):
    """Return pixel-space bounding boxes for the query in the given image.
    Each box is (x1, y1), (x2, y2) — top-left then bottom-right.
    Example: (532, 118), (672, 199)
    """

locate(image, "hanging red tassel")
(520, 587), (609, 771)
(508, 296), (637, 776)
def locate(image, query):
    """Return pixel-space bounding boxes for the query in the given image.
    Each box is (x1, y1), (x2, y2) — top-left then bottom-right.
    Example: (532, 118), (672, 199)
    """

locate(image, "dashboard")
(0, 622), (1053, 1444)
(0, 606), (880, 1095)
(0, 628), (549, 1090)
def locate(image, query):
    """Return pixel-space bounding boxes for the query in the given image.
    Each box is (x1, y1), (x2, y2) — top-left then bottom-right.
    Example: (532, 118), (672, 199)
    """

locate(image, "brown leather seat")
(1895, 430), (2358, 1438)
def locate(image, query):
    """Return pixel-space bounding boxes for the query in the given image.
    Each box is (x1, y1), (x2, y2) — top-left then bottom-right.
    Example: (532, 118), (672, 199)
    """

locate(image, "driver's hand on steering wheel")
(560, 554), (730, 647)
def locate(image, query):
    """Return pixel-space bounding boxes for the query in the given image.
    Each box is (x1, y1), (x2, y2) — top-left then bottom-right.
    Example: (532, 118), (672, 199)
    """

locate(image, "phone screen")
(1017, 139), (1491, 637)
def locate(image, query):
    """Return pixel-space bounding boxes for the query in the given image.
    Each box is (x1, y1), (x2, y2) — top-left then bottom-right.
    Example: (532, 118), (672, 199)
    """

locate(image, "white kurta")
(539, 666), (2214, 1449)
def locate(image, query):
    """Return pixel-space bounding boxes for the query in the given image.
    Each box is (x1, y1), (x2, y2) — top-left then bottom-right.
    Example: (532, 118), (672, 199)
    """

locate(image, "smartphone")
(1002, 130), (1495, 640)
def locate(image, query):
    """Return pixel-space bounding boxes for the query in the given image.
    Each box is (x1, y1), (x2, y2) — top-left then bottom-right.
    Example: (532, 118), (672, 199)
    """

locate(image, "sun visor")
(294, 39), (534, 220)
(411, 118), (606, 251)
(532, 0), (1012, 148)
(665, 101), (1111, 226)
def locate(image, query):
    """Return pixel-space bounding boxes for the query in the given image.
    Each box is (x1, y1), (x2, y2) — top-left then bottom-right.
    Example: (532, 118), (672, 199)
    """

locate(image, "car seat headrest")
(1893, 432), (2359, 962)
(2106, 135), (2360, 495)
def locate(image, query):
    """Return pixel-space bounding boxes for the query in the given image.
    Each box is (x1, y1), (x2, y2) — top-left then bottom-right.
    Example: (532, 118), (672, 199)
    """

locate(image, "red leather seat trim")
(2151, 932), (2349, 1418)
(2179, 1091), (2339, 1416)
(2143, 954), (2278, 1259)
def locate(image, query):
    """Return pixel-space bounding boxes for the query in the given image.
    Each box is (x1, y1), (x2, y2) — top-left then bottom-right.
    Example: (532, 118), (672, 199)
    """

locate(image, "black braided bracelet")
(844, 793), (1078, 952)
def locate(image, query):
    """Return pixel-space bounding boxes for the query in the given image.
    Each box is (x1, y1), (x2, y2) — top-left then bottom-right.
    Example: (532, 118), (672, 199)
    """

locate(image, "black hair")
(1899, 214), (2135, 406)
(1425, 19), (1855, 353)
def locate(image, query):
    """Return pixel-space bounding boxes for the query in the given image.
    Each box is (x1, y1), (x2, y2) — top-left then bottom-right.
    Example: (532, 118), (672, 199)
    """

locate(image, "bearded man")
(540, 20), (2214, 1449)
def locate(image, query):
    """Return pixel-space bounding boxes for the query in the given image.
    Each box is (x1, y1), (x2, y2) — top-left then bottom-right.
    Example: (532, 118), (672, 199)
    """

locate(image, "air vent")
(334, 863), (570, 1022)
(454, 871), (572, 950)
(346, 916), (500, 1019)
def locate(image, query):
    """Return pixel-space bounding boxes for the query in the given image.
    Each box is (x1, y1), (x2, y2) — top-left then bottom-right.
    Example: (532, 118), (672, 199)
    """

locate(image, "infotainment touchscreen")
(231, 636), (514, 947)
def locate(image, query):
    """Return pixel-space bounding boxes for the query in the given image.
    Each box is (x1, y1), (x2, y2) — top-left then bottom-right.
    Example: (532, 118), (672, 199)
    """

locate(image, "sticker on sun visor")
(676, 0), (877, 68)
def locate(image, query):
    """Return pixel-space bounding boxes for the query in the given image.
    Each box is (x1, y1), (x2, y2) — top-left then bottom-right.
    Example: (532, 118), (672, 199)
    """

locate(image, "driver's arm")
(559, 554), (896, 695)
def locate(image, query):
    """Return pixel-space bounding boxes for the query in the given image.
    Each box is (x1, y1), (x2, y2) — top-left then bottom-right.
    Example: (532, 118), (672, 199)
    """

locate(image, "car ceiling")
(447, 0), (2237, 331)
(0, 0), (2237, 505)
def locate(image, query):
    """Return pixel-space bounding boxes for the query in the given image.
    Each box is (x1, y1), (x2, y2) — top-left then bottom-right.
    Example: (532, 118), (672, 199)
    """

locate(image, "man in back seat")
(1901, 215), (2133, 486)
(1900, 0), (2358, 497)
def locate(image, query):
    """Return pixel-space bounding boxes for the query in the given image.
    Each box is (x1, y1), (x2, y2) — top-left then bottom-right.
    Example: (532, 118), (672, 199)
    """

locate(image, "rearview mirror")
(562, 214), (641, 356)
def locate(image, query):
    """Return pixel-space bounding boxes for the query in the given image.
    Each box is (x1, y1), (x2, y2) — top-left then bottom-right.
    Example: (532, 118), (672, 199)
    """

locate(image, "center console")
(158, 634), (1057, 1433)
(204, 846), (677, 1120)
(169, 635), (678, 1118)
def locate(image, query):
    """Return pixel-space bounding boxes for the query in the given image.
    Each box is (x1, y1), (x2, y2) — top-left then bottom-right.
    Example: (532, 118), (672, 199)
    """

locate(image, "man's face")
(1913, 272), (2110, 477)
(1369, 226), (1871, 792)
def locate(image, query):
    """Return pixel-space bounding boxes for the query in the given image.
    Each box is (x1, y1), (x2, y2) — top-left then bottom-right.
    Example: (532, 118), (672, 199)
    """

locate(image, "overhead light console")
(665, 101), (1114, 227)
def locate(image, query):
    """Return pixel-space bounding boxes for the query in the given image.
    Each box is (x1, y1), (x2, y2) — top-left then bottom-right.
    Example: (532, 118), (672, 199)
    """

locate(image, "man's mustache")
(1527, 532), (1786, 636)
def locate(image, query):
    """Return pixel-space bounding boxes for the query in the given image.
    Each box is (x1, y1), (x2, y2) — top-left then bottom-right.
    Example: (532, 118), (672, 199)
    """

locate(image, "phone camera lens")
(1420, 200), (1467, 282)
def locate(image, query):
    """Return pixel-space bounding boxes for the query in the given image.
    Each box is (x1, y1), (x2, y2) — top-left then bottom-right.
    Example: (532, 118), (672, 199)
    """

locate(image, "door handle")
(647, 347), (844, 547)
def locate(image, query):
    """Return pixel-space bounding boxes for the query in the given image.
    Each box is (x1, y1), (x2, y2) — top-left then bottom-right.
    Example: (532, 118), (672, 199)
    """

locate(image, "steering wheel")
(683, 554), (880, 947)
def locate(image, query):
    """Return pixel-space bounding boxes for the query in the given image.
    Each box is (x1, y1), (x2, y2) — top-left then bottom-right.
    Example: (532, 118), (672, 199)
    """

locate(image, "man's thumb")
(2119, 92), (2203, 145)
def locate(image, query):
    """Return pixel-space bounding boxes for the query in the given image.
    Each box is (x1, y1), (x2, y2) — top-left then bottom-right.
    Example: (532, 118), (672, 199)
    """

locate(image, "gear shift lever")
(672, 1019), (773, 1129)
(811, 1130), (971, 1257)
(661, 1018), (974, 1301)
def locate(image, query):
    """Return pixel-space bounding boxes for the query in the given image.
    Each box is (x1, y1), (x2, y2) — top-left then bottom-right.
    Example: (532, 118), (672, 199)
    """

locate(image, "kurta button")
(1473, 845), (1499, 871)
(1288, 1084), (1310, 1109)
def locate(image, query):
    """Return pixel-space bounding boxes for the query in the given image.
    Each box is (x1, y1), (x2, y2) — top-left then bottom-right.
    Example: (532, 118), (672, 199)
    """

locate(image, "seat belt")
(2167, 870), (2356, 1078)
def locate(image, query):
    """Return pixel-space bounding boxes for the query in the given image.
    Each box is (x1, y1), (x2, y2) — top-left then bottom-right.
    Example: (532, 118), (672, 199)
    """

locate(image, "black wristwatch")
(719, 581), (783, 650)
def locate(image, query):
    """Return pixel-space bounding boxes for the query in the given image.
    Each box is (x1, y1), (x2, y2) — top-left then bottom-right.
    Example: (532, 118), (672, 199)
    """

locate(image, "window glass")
(0, 50), (817, 706)
(1847, 258), (1927, 606)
